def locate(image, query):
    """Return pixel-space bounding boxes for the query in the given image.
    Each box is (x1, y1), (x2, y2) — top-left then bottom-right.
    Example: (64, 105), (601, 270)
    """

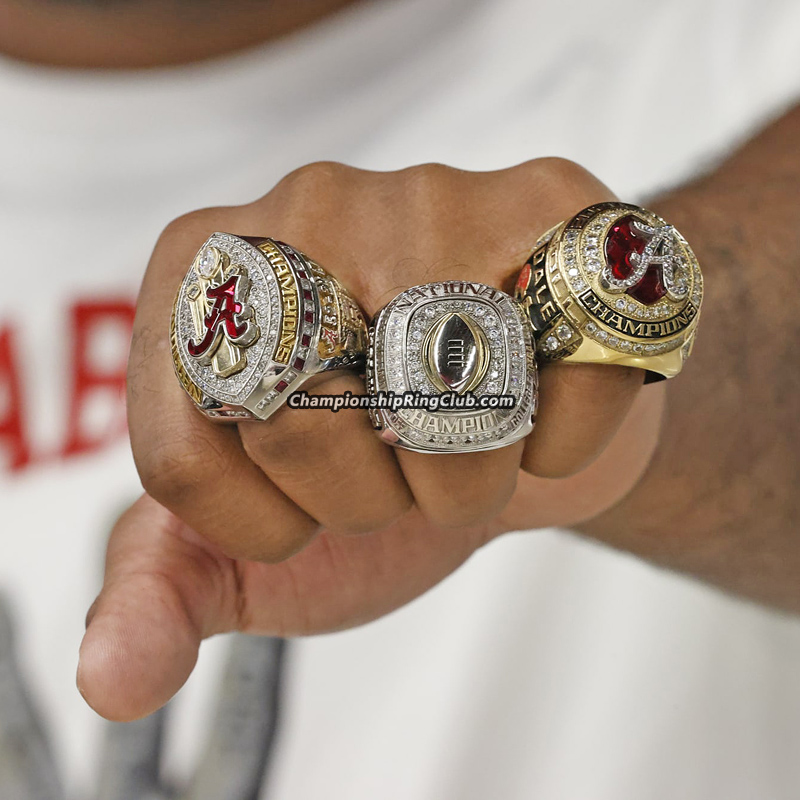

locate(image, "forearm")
(581, 103), (800, 611)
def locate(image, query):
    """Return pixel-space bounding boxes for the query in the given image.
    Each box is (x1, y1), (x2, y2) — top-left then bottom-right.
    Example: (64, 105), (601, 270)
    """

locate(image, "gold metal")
(303, 259), (368, 363)
(515, 202), (703, 380)
(257, 240), (299, 365)
(170, 309), (203, 405)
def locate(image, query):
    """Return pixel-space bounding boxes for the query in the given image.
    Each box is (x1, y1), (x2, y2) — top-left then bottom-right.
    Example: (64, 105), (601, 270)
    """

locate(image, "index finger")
(128, 209), (319, 563)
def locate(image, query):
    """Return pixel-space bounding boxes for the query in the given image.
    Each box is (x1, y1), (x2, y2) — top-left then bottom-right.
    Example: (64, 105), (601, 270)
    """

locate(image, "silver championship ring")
(368, 281), (538, 453)
(171, 233), (368, 421)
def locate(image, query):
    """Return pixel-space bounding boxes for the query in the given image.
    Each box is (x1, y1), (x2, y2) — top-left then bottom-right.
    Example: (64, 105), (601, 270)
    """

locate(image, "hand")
(78, 159), (665, 720)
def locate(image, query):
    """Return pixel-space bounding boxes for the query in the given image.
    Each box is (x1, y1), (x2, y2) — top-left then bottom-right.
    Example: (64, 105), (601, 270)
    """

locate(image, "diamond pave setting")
(369, 281), (537, 453)
(174, 233), (281, 408)
(173, 233), (332, 420)
(555, 203), (702, 358)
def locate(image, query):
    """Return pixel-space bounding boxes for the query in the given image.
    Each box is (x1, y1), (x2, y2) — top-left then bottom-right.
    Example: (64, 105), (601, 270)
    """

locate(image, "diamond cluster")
(175, 234), (325, 414)
(372, 283), (536, 451)
(175, 234), (281, 406)
(399, 301), (506, 397)
(556, 206), (701, 355)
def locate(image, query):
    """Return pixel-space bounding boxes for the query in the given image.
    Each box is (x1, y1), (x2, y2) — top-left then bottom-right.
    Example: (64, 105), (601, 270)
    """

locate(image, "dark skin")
(589, 107), (800, 610)
(2, 0), (798, 720)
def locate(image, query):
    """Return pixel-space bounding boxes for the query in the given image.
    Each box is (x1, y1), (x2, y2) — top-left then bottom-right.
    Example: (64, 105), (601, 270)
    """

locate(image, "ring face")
(515, 202), (703, 378)
(369, 281), (538, 453)
(171, 233), (367, 420)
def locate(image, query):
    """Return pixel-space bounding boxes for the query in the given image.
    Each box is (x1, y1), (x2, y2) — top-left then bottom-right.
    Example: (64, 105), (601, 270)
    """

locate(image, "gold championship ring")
(515, 202), (703, 380)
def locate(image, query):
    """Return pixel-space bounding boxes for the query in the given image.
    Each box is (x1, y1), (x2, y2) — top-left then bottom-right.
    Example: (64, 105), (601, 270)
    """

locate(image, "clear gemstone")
(557, 325), (572, 341)
(545, 336), (559, 351)
(197, 247), (218, 279)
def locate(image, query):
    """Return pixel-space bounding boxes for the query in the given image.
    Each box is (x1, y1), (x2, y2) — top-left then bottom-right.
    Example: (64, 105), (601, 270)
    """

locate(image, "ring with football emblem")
(368, 281), (538, 453)
(514, 202), (703, 380)
(171, 233), (368, 420)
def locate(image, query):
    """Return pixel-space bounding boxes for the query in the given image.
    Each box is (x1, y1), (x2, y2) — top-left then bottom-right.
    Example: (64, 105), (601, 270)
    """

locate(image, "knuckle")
(276, 160), (353, 195)
(135, 436), (216, 510)
(155, 208), (221, 251)
(525, 157), (608, 204)
(399, 162), (461, 193)
(531, 156), (590, 183)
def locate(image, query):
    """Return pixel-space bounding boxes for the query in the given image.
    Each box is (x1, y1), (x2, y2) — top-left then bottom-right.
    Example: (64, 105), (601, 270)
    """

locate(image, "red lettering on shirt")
(0, 325), (31, 472)
(62, 300), (136, 458)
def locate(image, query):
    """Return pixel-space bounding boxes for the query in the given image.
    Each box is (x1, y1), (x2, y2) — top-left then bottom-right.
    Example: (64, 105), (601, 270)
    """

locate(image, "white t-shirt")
(2, 0), (800, 797)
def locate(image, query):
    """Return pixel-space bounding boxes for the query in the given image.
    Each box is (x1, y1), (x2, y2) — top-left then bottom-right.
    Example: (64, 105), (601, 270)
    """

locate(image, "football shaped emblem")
(422, 312), (490, 394)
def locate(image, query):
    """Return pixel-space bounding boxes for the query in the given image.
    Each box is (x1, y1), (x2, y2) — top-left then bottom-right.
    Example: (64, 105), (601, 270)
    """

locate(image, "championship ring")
(515, 202), (703, 380)
(171, 233), (368, 420)
(368, 281), (538, 453)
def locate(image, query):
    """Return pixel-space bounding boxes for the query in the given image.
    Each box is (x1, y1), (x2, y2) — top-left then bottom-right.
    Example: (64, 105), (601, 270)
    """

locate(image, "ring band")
(515, 202), (703, 380)
(368, 281), (538, 453)
(171, 233), (368, 420)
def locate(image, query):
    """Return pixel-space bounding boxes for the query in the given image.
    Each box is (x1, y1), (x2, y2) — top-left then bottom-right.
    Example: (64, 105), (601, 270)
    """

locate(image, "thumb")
(77, 494), (240, 722)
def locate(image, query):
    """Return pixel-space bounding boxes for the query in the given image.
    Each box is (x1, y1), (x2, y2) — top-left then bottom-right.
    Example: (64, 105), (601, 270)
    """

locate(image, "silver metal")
(368, 281), (538, 453)
(171, 233), (368, 421)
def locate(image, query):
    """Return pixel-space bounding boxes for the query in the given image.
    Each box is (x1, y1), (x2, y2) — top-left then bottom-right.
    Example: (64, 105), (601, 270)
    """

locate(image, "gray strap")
(0, 597), (286, 800)
(0, 594), (65, 800)
(180, 636), (286, 800)
(95, 708), (172, 800)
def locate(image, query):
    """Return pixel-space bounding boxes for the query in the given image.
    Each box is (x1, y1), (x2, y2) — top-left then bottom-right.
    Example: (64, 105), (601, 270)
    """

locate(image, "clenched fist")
(78, 159), (663, 721)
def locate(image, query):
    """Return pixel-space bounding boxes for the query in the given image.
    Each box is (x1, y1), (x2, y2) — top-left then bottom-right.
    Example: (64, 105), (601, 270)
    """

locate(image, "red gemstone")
(304, 311), (314, 323)
(630, 265), (666, 306)
(605, 215), (646, 281)
(516, 263), (531, 295)
(293, 357), (305, 370)
(275, 380), (289, 393)
(301, 334), (311, 347)
(604, 215), (666, 305)
(303, 289), (313, 301)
